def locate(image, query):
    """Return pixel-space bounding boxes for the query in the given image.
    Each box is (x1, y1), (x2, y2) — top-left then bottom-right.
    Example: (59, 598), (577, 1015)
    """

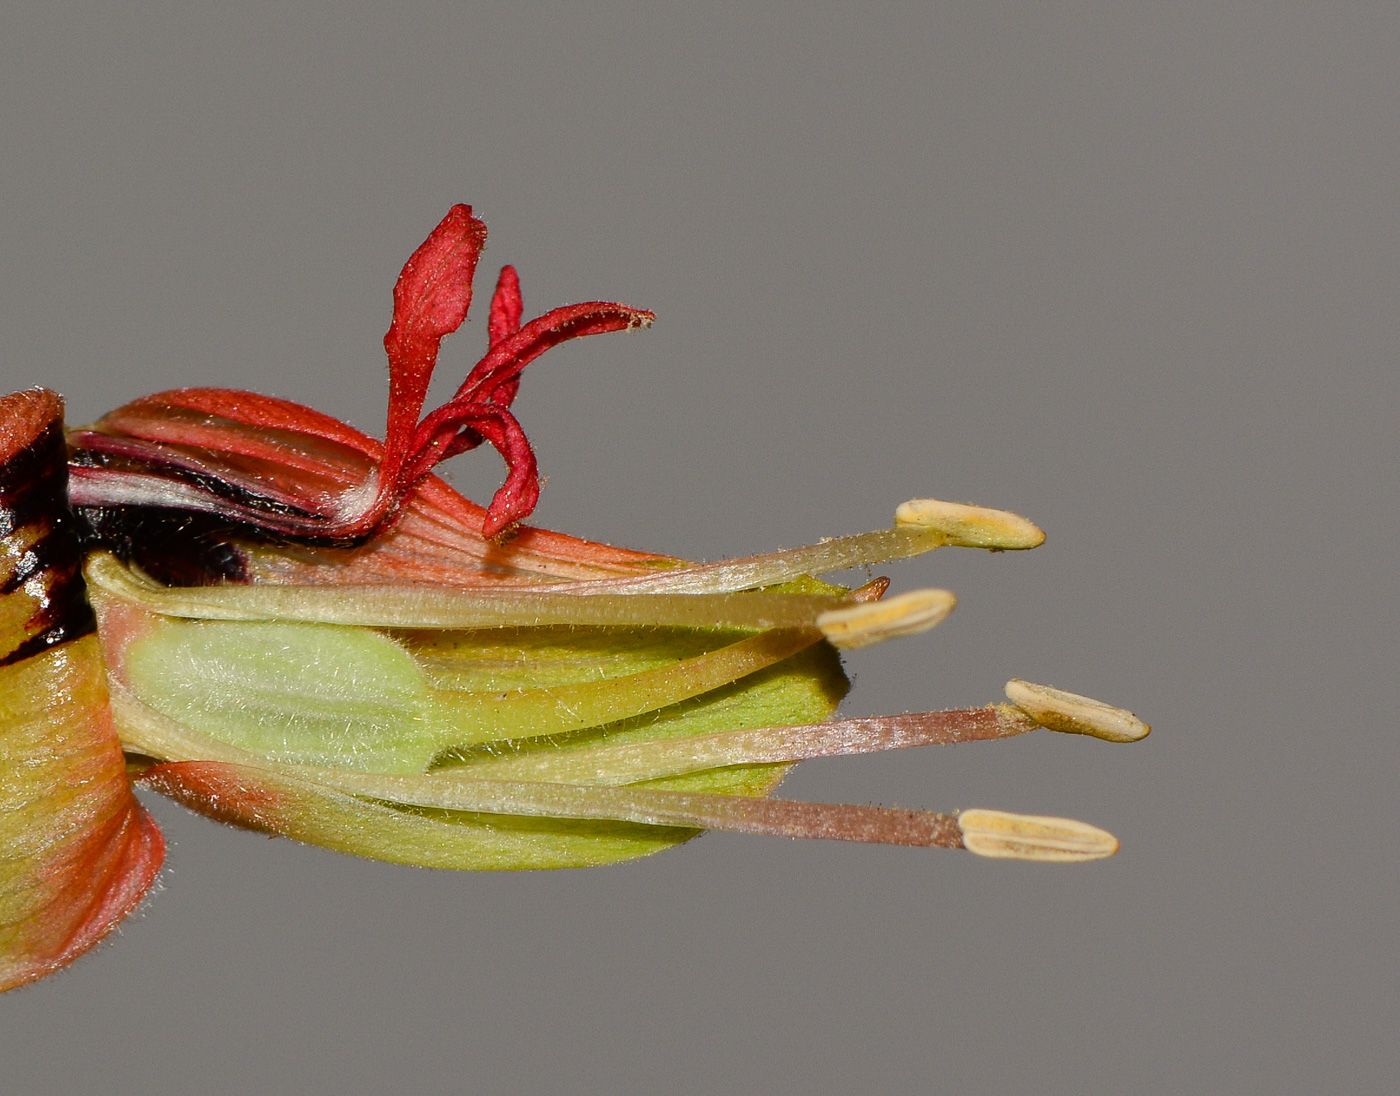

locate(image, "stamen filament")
(444, 706), (1036, 785)
(307, 768), (970, 849)
(117, 686), (1114, 861)
(85, 552), (848, 630)
(540, 525), (951, 595)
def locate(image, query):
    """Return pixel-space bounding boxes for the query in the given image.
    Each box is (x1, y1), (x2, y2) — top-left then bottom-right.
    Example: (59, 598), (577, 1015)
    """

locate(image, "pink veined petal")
(238, 481), (678, 588)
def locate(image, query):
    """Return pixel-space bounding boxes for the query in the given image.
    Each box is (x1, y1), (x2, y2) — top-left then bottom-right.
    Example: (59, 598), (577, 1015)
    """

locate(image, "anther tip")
(894, 499), (1045, 550)
(816, 588), (957, 649)
(1003, 679), (1150, 742)
(958, 808), (1119, 862)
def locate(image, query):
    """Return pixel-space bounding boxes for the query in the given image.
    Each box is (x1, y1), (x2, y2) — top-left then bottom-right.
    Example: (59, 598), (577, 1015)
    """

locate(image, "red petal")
(0, 647), (163, 993)
(138, 761), (289, 834)
(104, 387), (384, 458)
(407, 402), (539, 536)
(382, 205), (488, 463)
(486, 265), (525, 412)
(488, 265), (524, 348)
(74, 390), (385, 532)
(452, 301), (654, 407)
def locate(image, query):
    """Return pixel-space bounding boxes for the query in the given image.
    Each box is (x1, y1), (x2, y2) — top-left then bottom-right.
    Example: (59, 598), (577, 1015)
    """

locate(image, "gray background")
(1, 4), (1395, 1094)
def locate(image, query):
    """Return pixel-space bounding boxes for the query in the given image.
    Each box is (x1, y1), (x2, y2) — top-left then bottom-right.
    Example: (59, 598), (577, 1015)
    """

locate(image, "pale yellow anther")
(1004, 679), (1150, 742)
(816, 588), (957, 649)
(893, 498), (1045, 550)
(958, 808), (1119, 862)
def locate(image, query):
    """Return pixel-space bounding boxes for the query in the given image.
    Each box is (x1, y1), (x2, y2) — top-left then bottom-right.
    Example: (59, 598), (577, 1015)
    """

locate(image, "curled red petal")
(406, 401), (539, 536)
(376, 300), (650, 533)
(486, 265), (525, 414)
(442, 264), (528, 461)
(452, 301), (654, 407)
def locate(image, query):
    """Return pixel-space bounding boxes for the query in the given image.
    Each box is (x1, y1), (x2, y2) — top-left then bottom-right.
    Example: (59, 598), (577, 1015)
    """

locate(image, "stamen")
(894, 498), (1045, 550)
(118, 700), (975, 855)
(957, 808), (1119, 861)
(85, 552), (848, 630)
(816, 588), (957, 649)
(542, 498), (1041, 596)
(117, 665), (1118, 862)
(1004, 679), (1150, 742)
(445, 706), (1036, 785)
(306, 768), (971, 850)
(546, 525), (950, 595)
(850, 577), (891, 602)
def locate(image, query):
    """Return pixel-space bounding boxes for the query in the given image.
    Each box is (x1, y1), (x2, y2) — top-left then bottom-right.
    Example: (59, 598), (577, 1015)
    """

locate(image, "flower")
(0, 205), (1147, 992)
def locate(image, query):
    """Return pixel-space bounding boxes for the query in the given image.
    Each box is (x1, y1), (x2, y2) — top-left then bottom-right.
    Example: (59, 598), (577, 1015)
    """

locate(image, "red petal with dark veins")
(98, 387), (386, 460)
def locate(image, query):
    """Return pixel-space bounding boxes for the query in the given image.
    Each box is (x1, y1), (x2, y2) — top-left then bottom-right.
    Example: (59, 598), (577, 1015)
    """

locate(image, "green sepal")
(140, 644), (847, 869)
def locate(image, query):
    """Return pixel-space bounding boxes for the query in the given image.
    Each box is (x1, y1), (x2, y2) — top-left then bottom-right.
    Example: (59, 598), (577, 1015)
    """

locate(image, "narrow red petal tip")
(489, 265), (524, 347)
(486, 266), (526, 410)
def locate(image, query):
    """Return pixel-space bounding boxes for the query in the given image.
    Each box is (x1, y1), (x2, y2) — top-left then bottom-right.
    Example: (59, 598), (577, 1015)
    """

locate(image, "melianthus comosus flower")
(0, 205), (1148, 993)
